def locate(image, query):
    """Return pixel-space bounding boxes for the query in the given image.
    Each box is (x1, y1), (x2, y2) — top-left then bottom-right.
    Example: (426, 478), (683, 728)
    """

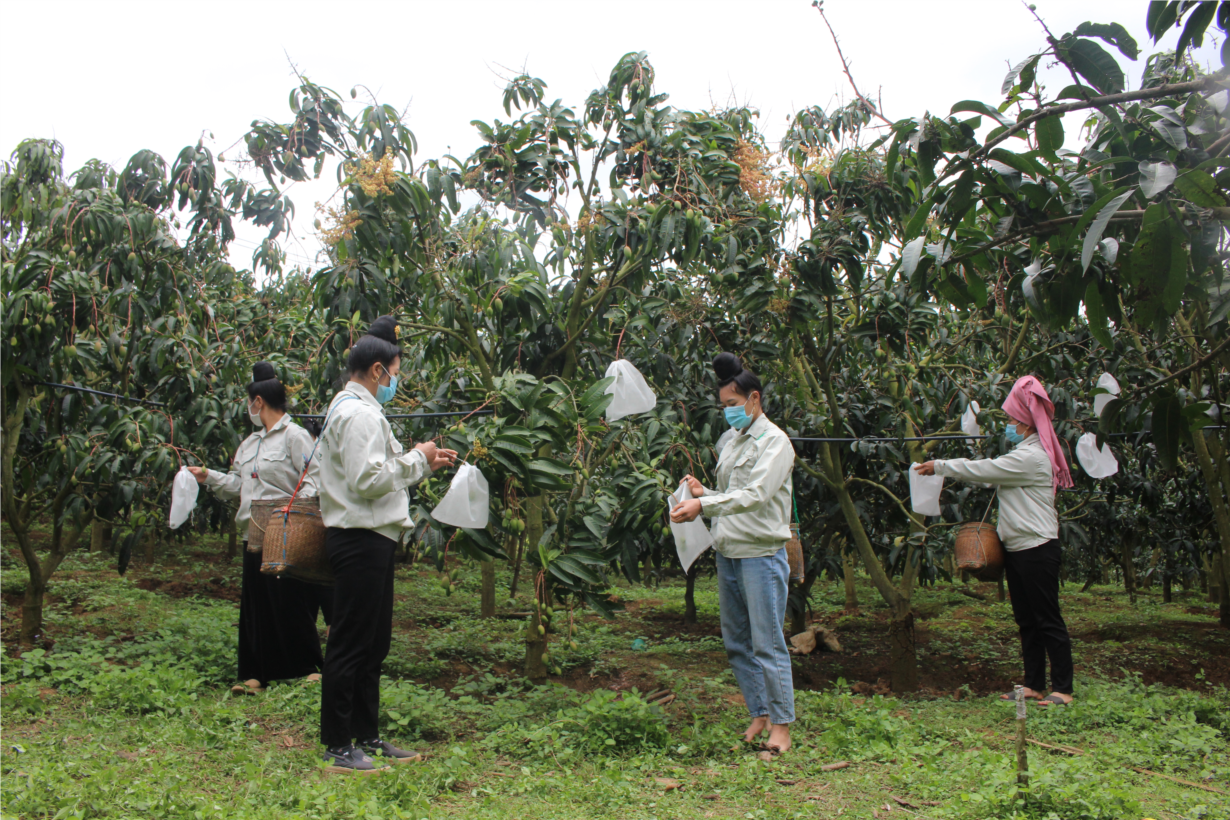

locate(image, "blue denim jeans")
(716, 549), (795, 724)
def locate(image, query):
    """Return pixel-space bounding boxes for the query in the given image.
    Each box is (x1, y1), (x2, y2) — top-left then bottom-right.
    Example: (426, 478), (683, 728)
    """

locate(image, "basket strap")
(792, 493), (800, 525)
(282, 395), (359, 515)
(979, 490), (998, 526)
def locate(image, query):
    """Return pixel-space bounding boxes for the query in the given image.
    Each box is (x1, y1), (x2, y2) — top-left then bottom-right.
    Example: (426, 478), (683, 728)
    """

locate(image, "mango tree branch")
(1127, 334), (1230, 397)
(997, 313), (1032, 375)
(848, 476), (917, 525)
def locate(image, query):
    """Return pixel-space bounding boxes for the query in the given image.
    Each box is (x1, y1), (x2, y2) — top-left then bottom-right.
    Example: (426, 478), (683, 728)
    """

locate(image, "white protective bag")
(168, 465), (199, 529)
(1076, 432), (1119, 479)
(430, 463), (490, 529)
(1093, 372), (1121, 417)
(960, 401), (982, 437)
(908, 462), (944, 517)
(668, 480), (714, 573)
(604, 359), (657, 422)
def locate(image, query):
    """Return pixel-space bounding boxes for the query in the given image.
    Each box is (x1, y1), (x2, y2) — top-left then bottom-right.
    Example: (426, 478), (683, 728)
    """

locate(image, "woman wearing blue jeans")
(671, 353), (796, 753)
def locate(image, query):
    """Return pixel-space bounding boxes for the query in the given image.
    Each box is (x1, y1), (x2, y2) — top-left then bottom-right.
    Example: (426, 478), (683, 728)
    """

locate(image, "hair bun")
(712, 352), (743, 382)
(251, 361), (277, 383)
(367, 315), (399, 345)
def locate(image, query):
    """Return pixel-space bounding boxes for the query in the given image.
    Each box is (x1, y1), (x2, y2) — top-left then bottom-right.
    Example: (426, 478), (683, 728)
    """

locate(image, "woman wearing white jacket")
(315, 316), (457, 772)
(188, 362), (326, 694)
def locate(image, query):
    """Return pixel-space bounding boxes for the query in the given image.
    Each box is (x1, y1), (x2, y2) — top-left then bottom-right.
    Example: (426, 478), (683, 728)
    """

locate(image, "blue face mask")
(724, 397), (757, 430)
(375, 367), (399, 405)
(1004, 421), (1025, 445)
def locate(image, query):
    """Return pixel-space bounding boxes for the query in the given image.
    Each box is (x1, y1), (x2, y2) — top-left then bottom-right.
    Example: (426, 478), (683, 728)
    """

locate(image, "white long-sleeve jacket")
(316, 381), (431, 542)
(698, 413), (795, 558)
(934, 433), (1058, 551)
(203, 413), (318, 541)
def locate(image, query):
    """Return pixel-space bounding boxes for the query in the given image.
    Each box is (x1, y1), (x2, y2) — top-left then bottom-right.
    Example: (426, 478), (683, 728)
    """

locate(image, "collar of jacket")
(255, 412), (291, 439)
(342, 380), (382, 410)
(1014, 432), (1041, 449)
(740, 412), (771, 439)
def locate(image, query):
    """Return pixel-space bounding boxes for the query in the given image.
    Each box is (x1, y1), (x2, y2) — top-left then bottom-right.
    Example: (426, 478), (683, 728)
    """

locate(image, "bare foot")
(1000, 687), (1042, 700)
(743, 716), (769, 744)
(764, 724), (791, 754)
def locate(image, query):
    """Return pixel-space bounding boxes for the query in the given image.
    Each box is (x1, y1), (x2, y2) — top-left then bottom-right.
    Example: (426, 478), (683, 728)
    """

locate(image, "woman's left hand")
(670, 498), (703, 523)
(913, 461), (936, 476)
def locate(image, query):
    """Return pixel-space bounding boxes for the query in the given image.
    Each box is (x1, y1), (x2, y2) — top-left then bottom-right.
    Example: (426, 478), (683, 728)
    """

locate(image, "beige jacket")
(317, 382), (431, 542)
(934, 433), (1058, 551)
(203, 414), (318, 541)
(699, 413), (795, 559)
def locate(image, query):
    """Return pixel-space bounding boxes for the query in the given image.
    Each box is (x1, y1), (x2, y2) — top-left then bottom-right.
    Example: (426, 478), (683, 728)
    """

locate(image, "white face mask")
(248, 401), (263, 428)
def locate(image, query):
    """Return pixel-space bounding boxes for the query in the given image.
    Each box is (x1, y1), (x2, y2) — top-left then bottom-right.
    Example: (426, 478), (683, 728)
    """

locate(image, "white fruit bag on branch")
(960, 401), (982, 437)
(909, 463), (944, 517)
(1076, 433), (1119, 479)
(1093, 372), (1121, 417)
(668, 481), (713, 573)
(431, 463), (490, 529)
(168, 466), (199, 530)
(604, 359), (657, 422)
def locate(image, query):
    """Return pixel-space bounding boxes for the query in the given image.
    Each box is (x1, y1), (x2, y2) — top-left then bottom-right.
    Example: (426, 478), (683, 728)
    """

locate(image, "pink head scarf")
(1001, 376), (1073, 493)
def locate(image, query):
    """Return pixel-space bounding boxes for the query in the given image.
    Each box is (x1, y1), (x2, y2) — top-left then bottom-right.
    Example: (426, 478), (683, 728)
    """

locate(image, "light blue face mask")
(1004, 421), (1025, 445)
(724, 396), (757, 430)
(375, 366), (399, 405)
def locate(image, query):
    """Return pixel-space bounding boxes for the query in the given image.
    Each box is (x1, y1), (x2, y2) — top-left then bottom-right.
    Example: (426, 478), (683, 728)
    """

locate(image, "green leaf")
(1035, 116), (1065, 156)
(1176, 0), (1218, 54)
(1061, 38), (1125, 94)
(1173, 169), (1228, 207)
(526, 458), (575, 477)
(580, 376), (616, 409)
(1147, 1), (1181, 44)
(1072, 21), (1140, 60)
(1151, 391), (1183, 470)
(1084, 280), (1113, 349)
(1138, 160), (1176, 198)
(951, 100), (1011, 127)
(1081, 189), (1134, 272)
(1002, 55), (1043, 94)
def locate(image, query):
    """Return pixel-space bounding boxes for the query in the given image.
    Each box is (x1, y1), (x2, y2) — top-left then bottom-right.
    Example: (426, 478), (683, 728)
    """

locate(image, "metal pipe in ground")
(1015, 684), (1029, 801)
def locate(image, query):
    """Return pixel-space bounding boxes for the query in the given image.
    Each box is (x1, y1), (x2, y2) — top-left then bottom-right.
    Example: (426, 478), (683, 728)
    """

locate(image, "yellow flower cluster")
(732, 140), (779, 204)
(470, 440), (489, 461)
(346, 152), (397, 198)
(319, 206), (362, 245)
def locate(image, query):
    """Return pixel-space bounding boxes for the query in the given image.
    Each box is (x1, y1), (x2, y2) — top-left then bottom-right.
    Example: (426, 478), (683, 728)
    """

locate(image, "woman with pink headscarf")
(915, 376), (1075, 706)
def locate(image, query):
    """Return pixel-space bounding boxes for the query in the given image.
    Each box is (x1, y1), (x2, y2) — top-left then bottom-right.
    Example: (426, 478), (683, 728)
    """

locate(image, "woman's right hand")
(415, 441), (459, 472)
(682, 474), (703, 497)
(186, 466), (209, 484)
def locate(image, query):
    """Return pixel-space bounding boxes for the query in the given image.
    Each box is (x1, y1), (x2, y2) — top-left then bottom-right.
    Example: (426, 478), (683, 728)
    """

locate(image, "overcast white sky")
(0, 0), (1220, 273)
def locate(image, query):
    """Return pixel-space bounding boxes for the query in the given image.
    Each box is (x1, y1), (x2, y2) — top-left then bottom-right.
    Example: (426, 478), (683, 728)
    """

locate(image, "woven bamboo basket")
(260, 497), (333, 585)
(785, 523), (805, 582)
(955, 521), (1005, 582)
(247, 497), (294, 552)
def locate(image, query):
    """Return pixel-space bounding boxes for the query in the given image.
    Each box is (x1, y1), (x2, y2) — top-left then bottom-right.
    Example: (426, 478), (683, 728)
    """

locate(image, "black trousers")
(319, 528), (397, 748)
(238, 545), (329, 686)
(1004, 539), (1074, 694)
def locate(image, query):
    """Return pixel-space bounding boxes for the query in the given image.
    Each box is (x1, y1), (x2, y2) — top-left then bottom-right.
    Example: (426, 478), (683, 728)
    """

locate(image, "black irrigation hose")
(31, 381), (1226, 438)
(36, 381), (167, 407)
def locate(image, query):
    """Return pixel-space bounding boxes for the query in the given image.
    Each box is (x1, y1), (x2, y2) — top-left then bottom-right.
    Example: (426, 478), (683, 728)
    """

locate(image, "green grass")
(2, 533), (1228, 819)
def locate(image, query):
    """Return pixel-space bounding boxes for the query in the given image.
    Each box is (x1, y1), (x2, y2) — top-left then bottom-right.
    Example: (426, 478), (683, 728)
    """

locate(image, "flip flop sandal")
(999, 690), (1040, 701)
(1036, 694), (1070, 706)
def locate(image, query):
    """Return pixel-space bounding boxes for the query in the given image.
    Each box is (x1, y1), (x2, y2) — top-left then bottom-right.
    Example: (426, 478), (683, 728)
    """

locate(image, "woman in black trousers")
(314, 317), (457, 771)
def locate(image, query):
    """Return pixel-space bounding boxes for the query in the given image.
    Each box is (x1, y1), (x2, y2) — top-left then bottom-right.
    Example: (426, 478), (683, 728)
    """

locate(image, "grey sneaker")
(323, 744), (380, 773)
(359, 738), (422, 763)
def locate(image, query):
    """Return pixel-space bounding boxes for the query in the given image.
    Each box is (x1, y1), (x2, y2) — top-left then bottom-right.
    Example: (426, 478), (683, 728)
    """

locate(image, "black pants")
(238, 545), (329, 686)
(319, 528), (397, 748)
(1004, 539), (1074, 695)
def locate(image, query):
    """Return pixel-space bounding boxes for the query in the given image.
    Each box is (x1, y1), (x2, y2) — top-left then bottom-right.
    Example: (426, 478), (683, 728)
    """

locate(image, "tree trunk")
(523, 493), (548, 681)
(226, 519), (238, 560)
(90, 519), (107, 553)
(480, 560), (496, 618)
(842, 547), (859, 612)
(103, 524), (114, 554)
(1122, 532), (1137, 605)
(1210, 554), (1223, 604)
(1191, 429), (1230, 627)
(1201, 553), (1211, 595)
(144, 528), (156, 565)
(997, 575), (1006, 602)
(1163, 571), (1173, 603)
(20, 577), (46, 646)
(684, 565), (698, 625)
(1143, 548), (1160, 589)
(888, 609), (918, 691)
(509, 536), (524, 598)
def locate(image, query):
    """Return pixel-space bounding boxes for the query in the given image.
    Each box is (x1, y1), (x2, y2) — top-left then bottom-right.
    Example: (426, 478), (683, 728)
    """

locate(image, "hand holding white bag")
(604, 359), (657, 422)
(1076, 432), (1119, 479)
(430, 463), (490, 529)
(909, 462), (944, 517)
(168, 465), (199, 529)
(668, 480), (713, 573)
